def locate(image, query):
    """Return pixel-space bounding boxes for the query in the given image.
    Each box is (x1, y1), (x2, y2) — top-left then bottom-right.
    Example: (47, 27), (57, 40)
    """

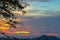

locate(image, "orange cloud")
(14, 31), (30, 34)
(15, 31), (30, 36)
(0, 21), (10, 31)
(2, 30), (30, 36)
(0, 27), (9, 31)
(0, 19), (11, 33)
(8, 30), (30, 36)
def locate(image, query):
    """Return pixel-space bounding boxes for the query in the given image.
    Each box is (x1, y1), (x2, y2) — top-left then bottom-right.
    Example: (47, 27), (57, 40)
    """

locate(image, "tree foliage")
(0, 0), (28, 36)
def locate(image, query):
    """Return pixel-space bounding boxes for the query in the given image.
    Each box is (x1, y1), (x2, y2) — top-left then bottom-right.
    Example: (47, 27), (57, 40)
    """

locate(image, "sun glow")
(0, 27), (9, 31)
(0, 19), (10, 31)
(15, 31), (30, 34)
(14, 31), (30, 36)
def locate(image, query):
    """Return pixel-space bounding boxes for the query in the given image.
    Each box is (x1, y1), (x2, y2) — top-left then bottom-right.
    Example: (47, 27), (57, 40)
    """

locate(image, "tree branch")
(0, 6), (14, 17)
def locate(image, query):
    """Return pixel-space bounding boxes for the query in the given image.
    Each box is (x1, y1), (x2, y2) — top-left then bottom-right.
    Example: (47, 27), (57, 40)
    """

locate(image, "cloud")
(42, 11), (60, 16)
(24, 13), (54, 18)
(28, 9), (41, 13)
(46, 33), (60, 36)
(14, 31), (30, 36)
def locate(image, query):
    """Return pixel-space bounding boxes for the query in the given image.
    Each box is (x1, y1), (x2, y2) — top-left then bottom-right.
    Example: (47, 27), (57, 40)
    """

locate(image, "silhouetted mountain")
(0, 35), (60, 40)
(34, 35), (60, 40)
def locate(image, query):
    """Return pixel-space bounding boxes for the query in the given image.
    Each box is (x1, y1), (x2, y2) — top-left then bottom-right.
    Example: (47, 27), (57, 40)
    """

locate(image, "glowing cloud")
(0, 19), (10, 31)
(24, 13), (53, 17)
(15, 31), (30, 34)
(0, 27), (9, 31)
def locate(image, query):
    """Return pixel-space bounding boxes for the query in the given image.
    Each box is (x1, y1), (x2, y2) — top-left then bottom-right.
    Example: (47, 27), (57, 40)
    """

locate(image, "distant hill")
(32, 35), (60, 40)
(0, 35), (60, 40)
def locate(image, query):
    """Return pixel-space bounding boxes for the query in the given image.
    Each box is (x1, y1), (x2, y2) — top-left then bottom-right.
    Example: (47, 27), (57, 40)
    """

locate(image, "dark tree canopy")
(0, 0), (26, 17)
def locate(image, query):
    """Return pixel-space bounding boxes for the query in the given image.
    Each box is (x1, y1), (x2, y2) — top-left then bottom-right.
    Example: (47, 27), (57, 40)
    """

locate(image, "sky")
(21, 0), (60, 37)
(0, 0), (60, 38)
(20, 0), (60, 36)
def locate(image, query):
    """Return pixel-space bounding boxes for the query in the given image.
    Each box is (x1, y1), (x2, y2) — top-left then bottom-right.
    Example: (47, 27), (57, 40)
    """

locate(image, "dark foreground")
(0, 35), (60, 40)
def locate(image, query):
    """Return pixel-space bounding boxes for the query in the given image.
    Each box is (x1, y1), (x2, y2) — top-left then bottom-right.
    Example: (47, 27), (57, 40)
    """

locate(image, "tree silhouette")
(0, 0), (28, 37)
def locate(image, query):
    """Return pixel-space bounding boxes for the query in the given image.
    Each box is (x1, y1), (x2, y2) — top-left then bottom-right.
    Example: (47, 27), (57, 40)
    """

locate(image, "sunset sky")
(21, 0), (60, 37)
(0, 0), (60, 38)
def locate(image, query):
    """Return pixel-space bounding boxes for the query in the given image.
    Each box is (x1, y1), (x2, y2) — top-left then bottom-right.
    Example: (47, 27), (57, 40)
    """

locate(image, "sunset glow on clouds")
(0, 19), (10, 31)
(0, 0), (60, 37)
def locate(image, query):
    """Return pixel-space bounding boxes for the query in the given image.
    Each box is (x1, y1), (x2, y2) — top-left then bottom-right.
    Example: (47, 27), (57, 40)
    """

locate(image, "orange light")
(0, 20), (10, 31)
(0, 27), (9, 31)
(15, 31), (30, 34)
(14, 31), (30, 36)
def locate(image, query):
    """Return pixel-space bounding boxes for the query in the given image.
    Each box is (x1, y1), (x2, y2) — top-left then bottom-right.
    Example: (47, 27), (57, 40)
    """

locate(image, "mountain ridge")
(0, 35), (60, 40)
